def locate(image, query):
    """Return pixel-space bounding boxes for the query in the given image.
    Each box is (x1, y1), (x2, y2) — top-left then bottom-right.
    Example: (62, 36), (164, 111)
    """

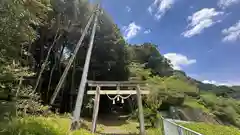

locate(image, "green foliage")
(181, 122), (240, 135)
(0, 0), (52, 117)
(200, 93), (240, 127)
(71, 129), (94, 135)
(146, 128), (163, 135)
(0, 61), (49, 118)
(144, 108), (161, 127)
(194, 79), (240, 99)
(147, 75), (198, 96)
(0, 117), (62, 135)
(164, 76), (198, 94)
(0, 61), (47, 120)
(232, 86), (240, 91)
(0, 0), (51, 60)
(0, 101), (16, 121)
(146, 75), (198, 107)
(0, 64), (35, 82)
(0, 0), (240, 132)
(183, 97), (210, 113)
(129, 62), (199, 127)
(128, 62), (151, 80)
(127, 43), (173, 77)
(0, 116), (92, 135)
(16, 87), (51, 117)
(0, 88), (50, 121)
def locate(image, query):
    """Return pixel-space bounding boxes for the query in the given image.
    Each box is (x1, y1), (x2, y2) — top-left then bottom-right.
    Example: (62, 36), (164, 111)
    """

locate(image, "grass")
(0, 115), (161, 135)
(183, 97), (210, 114)
(119, 121), (162, 135)
(180, 122), (240, 135)
(0, 115), (93, 135)
(83, 118), (162, 135)
(118, 120), (162, 135)
(200, 93), (240, 127)
(146, 128), (162, 135)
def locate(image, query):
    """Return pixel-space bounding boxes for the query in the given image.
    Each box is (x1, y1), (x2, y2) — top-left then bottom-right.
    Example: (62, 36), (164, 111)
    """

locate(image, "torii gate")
(87, 80), (150, 135)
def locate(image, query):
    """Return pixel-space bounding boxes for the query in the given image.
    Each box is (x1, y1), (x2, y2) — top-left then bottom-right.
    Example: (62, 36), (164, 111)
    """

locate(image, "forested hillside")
(1, 0), (240, 134)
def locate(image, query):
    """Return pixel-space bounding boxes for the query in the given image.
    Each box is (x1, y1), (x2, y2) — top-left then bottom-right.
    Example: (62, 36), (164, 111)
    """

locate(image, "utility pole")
(50, 9), (96, 105)
(73, 0), (79, 21)
(71, 3), (100, 130)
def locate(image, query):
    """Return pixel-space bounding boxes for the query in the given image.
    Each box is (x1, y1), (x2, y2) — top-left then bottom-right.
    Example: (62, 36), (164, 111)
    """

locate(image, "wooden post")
(71, 5), (100, 130)
(91, 85), (101, 133)
(136, 85), (146, 135)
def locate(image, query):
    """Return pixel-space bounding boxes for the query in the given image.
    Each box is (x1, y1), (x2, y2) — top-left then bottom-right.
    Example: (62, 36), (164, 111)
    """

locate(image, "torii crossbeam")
(87, 80), (150, 135)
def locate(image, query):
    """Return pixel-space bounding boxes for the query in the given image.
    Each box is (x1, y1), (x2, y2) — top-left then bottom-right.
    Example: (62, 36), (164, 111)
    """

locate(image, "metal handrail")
(160, 117), (203, 135)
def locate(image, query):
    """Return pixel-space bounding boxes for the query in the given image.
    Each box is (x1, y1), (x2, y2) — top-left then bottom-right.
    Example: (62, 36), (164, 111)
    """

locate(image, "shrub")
(0, 101), (16, 121)
(200, 93), (240, 127)
(183, 97), (210, 113)
(0, 117), (63, 135)
(0, 116), (93, 135)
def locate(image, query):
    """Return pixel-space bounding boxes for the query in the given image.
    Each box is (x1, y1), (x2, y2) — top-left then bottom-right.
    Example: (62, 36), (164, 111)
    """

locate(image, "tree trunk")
(40, 30), (45, 68)
(33, 30), (61, 93)
(70, 60), (76, 111)
(15, 76), (23, 116)
(50, 11), (95, 104)
(46, 53), (57, 102)
(58, 43), (66, 72)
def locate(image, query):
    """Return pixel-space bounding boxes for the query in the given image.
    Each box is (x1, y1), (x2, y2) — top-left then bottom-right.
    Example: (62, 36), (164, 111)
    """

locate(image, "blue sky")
(99, 0), (240, 86)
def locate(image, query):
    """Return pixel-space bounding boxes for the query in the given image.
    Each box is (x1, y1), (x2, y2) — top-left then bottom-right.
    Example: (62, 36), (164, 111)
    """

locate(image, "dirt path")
(98, 115), (139, 135)
(83, 112), (139, 135)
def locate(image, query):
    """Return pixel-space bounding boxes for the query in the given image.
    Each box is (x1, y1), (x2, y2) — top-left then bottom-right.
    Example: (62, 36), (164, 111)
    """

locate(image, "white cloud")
(218, 0), (240, 9)
(126, 6), (131, 12)
(144, 29), (151, 34)
(182, 8), (224, 38)
(202, 80), (239, 86)
(222, 20), (240, 42)
(148, 0), (175, 20)
(122, 22), (141, 40)
(164, 53), (196, 70)
(148, 6), (153, 15)
(202, 80), (218, 85)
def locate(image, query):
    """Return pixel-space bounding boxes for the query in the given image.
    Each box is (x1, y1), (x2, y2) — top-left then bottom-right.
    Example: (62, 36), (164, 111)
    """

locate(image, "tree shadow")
(96, 111), (130, 126)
